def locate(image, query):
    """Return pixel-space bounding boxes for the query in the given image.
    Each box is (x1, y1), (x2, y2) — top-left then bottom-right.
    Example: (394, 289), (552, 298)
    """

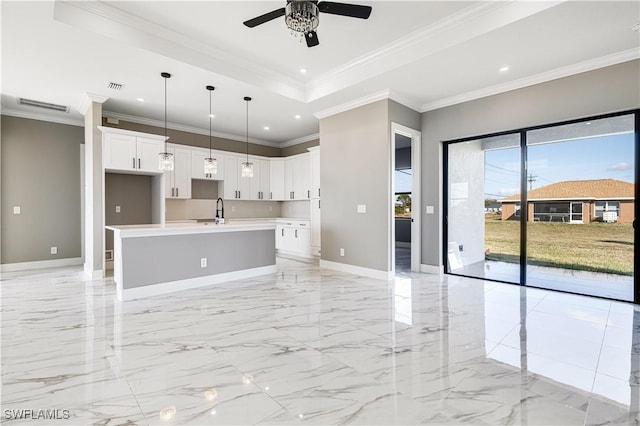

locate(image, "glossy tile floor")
(2, 256), (640, 425)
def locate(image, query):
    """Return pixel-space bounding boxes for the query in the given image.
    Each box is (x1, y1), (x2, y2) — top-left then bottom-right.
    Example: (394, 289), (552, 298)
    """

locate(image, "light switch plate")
(13, 206), (21, 215)
(115, 205), (121, 213)
(426, 205), (434, 214)
(50, 247), (57, 255)
(357, 204), (366, 213)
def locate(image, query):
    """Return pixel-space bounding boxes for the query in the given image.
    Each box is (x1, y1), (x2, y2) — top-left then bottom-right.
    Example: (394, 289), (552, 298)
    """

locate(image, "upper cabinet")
(270, 159), (286, 201)
(284, 153), (311, 200)
(164, 144), (192, 199)
(309, 146), (320, 199)
(222, 154), (251, 200)
(191, 147), (225, 180)
(250, 157), (271, 200)
(101, 127), (165, 174)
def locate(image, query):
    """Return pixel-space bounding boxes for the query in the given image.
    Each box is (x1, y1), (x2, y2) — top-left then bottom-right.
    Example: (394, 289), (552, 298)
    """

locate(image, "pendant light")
(204, 85), (217, 176)
(158, 72), (174, 171)
(241, 96), (254, 178)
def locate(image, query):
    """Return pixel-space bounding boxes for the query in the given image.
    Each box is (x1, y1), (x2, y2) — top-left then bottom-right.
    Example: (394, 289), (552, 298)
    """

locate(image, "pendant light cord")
(164, 76), (167, 150)
(246, 99), (249, 163)
(209, 89), (212, 157)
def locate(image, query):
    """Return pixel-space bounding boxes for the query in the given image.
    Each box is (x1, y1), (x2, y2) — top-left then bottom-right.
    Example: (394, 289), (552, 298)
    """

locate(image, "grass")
(484, 214), (634, 276)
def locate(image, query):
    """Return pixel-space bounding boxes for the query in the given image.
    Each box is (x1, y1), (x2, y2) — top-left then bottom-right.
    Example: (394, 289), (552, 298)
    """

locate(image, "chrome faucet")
(215, 197), (224, 222)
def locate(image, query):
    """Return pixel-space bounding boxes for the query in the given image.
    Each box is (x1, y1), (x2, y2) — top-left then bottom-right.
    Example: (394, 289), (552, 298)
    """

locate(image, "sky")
(484, 132), (635, 200)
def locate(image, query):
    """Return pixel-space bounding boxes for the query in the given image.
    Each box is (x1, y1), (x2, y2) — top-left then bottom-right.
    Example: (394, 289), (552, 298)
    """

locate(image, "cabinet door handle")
(138, 158), (141, 169)
(295, 229), (298, 238)
(270, 192), (272, 199)
(171, 187), (174, 197)
(318, 188), (320, 197)
(132, 158), (136, 169)
(281, 229), (284, 237)
(238, 191), (241, 199)
(176, 188), (179, 197)
(319, 200), (321, 209)
(308, 190), (310, 198)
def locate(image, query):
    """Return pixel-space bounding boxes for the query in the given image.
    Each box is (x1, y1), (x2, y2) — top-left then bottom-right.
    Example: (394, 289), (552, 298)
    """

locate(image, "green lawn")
(484, 215), (634, 276)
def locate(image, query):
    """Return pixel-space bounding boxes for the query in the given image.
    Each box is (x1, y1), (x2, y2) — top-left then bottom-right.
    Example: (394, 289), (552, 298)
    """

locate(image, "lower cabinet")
(275, 220), (311, 258)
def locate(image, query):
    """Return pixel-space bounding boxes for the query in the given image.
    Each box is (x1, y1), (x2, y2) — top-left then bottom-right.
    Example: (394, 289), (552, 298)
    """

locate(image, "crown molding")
(314, 89), (391, 120)
(1, 108), (84, 127)
(78, 92), (109, 115)
(102, 110), (282, 148)
(420, 48), (640, 112)
(280, 133), (320, 148)
(305, 1), (564, 102)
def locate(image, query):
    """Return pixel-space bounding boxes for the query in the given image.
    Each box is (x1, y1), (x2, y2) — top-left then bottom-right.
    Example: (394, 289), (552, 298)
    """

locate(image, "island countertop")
(106, 221), (277, 238)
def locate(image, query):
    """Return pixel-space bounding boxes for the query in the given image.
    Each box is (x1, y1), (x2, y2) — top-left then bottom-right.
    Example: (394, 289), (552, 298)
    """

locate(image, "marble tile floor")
(2, 256), (640, 425)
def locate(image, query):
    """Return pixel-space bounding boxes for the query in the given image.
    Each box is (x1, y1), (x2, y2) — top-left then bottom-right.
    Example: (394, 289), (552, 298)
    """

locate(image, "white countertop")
(106, 221), (277, 238)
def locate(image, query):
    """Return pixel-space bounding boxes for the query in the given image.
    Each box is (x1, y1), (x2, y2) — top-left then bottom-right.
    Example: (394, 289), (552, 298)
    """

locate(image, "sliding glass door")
(525, 114), (635, 300)
(445, 133), (521, 284)
(445, 111), (638, 302)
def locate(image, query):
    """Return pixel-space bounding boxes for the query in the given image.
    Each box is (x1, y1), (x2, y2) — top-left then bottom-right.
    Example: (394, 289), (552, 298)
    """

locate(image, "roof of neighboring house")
(500, 179), (634, 202)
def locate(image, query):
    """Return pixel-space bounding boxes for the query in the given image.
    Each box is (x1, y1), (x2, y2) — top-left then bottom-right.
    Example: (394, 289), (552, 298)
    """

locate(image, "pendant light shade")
(241, 96), (254, 178)
(204, 85), (217, 176)
(158, 72), (174, 171)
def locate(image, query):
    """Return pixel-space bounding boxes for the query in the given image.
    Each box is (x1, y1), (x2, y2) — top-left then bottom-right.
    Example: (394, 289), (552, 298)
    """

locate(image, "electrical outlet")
(340, 248), (345, 257)
(357, 204), (366, 213)
(115, 205), (121, 213)
(458, 244), (464, 252)
(232, 206), (236, 212)
(200, 258), (207, 268)
(50, 247), (58, 255)
(426, 205), (434, 214)
(13, 206), (21, 215)
(269, 206), (273, 212)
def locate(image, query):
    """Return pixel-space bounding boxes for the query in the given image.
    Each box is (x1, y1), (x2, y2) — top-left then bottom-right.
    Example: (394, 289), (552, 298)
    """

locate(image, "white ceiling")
(1, 1), (638, 147)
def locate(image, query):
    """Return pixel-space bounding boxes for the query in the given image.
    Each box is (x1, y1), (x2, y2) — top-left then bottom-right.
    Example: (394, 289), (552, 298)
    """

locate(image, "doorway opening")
(391, 123), (421, 274)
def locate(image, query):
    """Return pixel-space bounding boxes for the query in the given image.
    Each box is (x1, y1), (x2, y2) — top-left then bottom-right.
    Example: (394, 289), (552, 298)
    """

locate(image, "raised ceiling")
(1, 1), (638, 146)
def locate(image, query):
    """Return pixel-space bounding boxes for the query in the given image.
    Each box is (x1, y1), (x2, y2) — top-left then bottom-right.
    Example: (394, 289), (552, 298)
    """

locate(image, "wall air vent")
(107, 82), (125, 91)
(18, 97), (69, 113)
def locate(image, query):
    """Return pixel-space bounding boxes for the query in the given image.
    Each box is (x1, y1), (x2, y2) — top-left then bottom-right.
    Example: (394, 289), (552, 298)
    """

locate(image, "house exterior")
(500, 179), (634, 223)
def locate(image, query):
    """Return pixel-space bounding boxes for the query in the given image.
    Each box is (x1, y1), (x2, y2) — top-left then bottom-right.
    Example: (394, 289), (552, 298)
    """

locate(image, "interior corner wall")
(421, 59), (640, 269)
(319, 100), (391, 272)
(0, 115), (83, 264)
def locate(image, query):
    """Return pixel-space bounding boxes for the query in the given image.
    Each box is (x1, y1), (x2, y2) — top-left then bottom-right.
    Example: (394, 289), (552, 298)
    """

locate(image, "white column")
(78, 93), (109, 280)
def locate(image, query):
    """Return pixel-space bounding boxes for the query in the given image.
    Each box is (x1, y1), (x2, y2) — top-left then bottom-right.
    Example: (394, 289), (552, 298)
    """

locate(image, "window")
(514, 203), (521, 217)
(595, 201), (620, 218)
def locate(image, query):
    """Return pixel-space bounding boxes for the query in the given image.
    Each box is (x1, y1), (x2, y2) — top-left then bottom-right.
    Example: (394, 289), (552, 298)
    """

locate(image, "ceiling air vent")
(107, 82), (125, 91)
(18, 97), (69, 113)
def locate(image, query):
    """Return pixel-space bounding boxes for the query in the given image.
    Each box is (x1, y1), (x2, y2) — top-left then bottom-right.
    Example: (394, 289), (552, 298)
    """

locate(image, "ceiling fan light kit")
(243, 0), (372, 48)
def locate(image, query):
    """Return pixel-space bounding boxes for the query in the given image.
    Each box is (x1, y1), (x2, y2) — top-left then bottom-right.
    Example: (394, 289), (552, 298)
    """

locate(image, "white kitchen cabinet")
(223, 154), (251, 200)
(310, 198), (321, 256)
(270, 159), (286, 201)
(309, 146), (320, 199)
(102, 129), (164, 173)
(276, 220), (311, 258)
(249, 158), (271, 200)
(191, 148), (224, 180)
(164, 144), (192, 199)
(284, 153), (311, 200)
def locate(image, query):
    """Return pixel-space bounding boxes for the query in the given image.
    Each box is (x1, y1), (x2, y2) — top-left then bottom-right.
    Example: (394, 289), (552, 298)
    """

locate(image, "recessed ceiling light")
(209, 114), (215, 118)
(499, 66), (509, 73)
(295, 115), (301, 119)
(136, 98), (145, 102)
(263, 126), (270, 130)
(299, 68), (307, 74)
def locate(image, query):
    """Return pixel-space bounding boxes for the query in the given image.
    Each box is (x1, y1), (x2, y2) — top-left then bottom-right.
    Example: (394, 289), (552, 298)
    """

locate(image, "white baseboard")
(320, 260), (394, 281)
(84, 263), (104, 280)
(120, 264), (278, 301)
(395, 242), (411, 248)
(0, 257), (83, 273)
(276, 249), (313, 259)
(420, 264), (444, 274)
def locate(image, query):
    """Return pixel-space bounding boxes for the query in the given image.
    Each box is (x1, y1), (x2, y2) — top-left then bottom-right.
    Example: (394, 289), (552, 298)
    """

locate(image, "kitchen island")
(106, 222), (277, 301)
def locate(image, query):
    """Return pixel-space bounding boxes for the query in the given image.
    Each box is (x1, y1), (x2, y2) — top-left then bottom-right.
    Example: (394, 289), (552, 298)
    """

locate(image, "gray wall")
(389, 100), (421, 130)
(191, 179), (219, 199)
(105, 173), (152, 251)
(320, 100), (391, 271)
(1, 115), (83, 264)
(421, 59), (640, 268)
(281, 139), (319, 157)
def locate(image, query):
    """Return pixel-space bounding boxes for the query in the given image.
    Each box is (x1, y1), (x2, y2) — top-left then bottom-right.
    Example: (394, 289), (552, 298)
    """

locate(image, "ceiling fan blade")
(317, 2), (372, 19)
(305, 31), (319, 48)
(243, 8), (286, 28)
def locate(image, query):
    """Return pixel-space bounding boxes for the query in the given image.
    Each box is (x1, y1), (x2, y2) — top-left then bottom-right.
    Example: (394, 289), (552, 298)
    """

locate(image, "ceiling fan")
(243, 0), (372, 48)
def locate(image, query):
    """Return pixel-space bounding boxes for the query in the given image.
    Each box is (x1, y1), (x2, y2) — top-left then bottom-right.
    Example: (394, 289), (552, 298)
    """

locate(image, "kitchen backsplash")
(281, 200), (311, 218)
(166, 199), (283, 220)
